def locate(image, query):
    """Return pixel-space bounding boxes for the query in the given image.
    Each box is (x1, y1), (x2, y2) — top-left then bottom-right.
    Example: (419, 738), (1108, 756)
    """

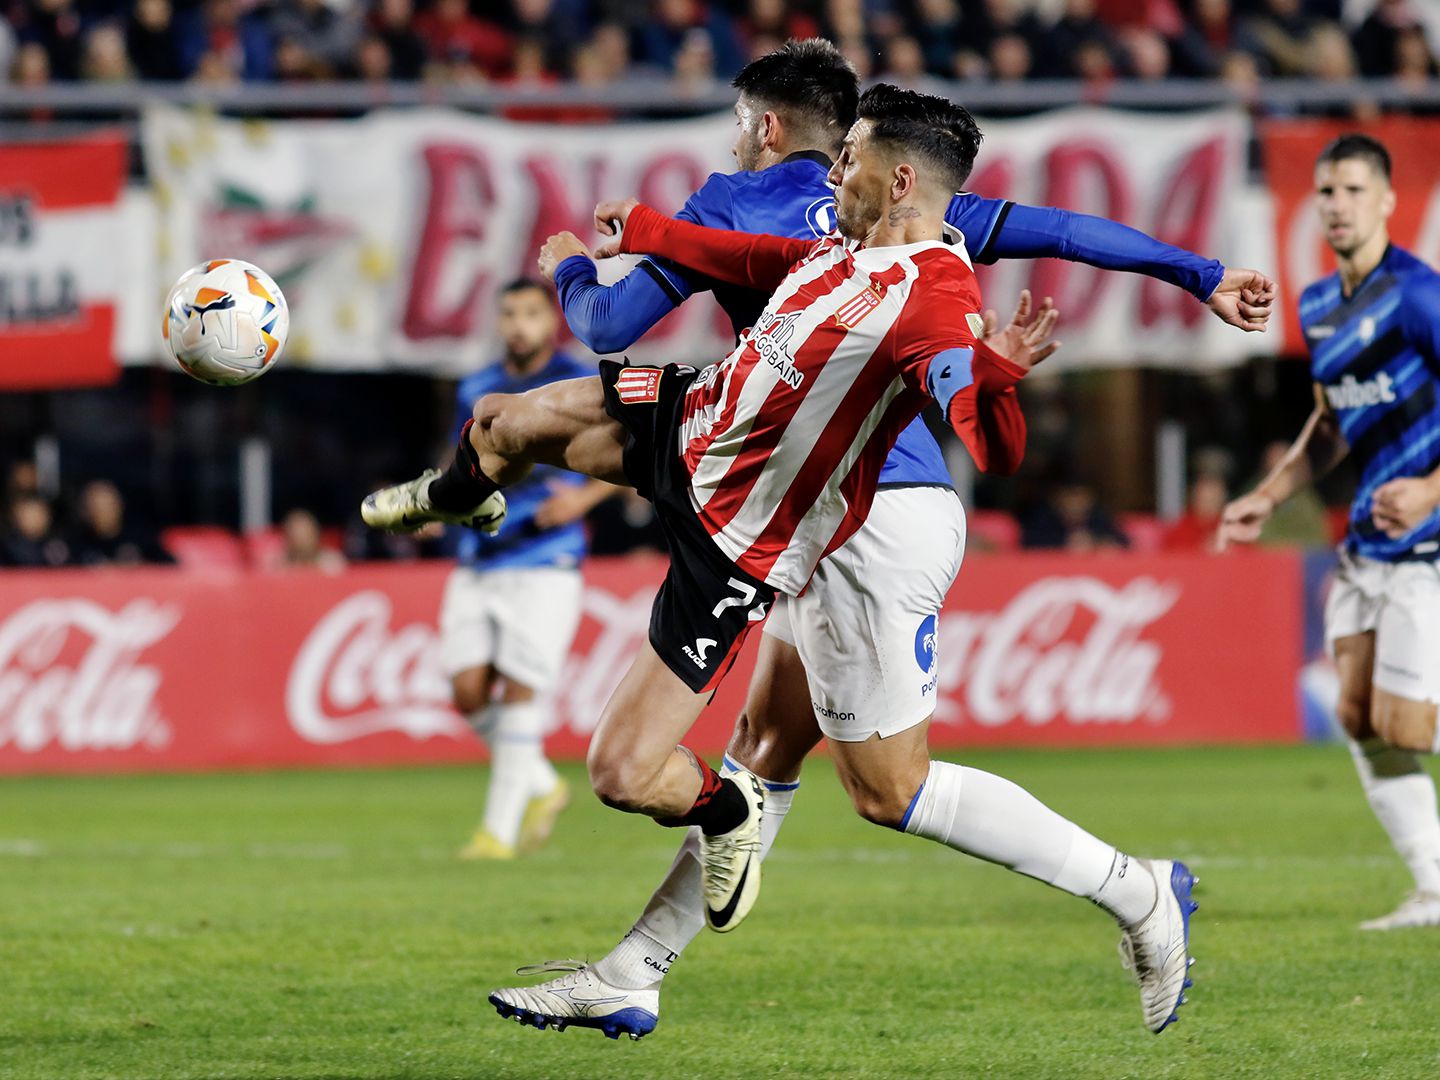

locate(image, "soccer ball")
(162, 259), (289, 386)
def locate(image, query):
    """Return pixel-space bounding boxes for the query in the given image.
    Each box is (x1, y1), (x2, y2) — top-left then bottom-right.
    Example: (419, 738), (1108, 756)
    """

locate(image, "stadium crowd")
(2, 0), (1437, 90)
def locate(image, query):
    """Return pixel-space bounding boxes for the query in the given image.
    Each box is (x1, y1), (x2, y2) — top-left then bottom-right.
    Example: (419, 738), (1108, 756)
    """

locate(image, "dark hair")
(855, 83), (982, 191)
(732, 38), (859, 141)
(1316, 133), (1392, 182)
(500, 278), (551, 299)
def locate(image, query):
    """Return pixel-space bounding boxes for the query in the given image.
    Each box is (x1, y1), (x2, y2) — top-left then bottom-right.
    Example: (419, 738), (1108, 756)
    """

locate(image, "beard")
(834, 190), (878, 241)
(734, 131), (763, 172)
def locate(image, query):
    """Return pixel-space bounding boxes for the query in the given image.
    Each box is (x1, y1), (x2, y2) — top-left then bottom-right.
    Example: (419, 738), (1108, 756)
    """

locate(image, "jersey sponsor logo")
(750, 310), (805, 389)
(804, 196), (838, 238)
(965, 312), (985, 337)
(1325, 372), (1397, 411)
(1306, 325), (1336, 340)
(614, 367), (663, 405)
(812, 701), (857, 725)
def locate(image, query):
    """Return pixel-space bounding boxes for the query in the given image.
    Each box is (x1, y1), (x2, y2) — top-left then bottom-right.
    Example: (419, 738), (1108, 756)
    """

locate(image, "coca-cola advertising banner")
(1263, 116), (1440, 356)
(0, 551), (1301, 775)
(140, 106), (1249, 374)
(0, 136), (127, 388)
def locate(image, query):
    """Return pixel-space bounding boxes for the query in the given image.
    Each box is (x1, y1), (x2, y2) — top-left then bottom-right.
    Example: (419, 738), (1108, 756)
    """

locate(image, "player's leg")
(363, 376), (625, 532)
(827, 725), (1195, 1034)
(1344, 559), (1440, 928)
(588, 625), (819, 997)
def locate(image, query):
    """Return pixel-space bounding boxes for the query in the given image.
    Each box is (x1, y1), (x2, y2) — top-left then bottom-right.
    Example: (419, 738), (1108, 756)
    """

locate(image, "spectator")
(353, 32), (392, 82)
(1218, 47), (1262, 104)
(269, 0), (365, 78)
(908, 0), (965, 77)
(1121, 25), (1172, 77)
(5, 459), (40, 503)
(1021, 477), (1131, 552)
(0, 8), (17, 79)
(1242, 0), (1320, 76)
(989, 32), (1033, 80)
(179, 0), (274, 81)
(127, 0), (184, 80)
(1352, 0), (1429, 77)
(635, 0), (745, 79)
(586, 22), (632, 82)
(414, 0), (511, 80)
(369, 0), (426, 80)
(672, 24), (720, 91)
(18, 0), (85, 80)
(510, 0), (583, 70)
(1391, 24), (1437, 89)
(279, 507), (346, 571)
(1247, 440), (1329, 547)
(1046, 0), (1124, 78)
(0, 494), (69, 568)
(878, 33), (925, 81)
(1162, 471), (1227, 551)
(737, 0), (820, 54)
(69, 480), (174, 566)
(82, 22), (132, 81)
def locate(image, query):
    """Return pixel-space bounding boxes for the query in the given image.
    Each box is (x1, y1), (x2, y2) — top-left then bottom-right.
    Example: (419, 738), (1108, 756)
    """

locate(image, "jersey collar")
(781, 149), (834, 168)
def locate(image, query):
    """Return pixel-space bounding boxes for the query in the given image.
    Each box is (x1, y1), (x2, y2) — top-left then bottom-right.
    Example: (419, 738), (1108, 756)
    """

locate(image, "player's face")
(732, 96), (765, 172)
(827, 121), (887, 240)
(498, 287), (557, 367)
(1314, 157), (1395, 258)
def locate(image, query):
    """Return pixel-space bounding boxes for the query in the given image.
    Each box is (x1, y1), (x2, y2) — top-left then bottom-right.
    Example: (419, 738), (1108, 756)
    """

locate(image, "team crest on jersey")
(833, 286), (882, 330)
(614, 367), (663, 404)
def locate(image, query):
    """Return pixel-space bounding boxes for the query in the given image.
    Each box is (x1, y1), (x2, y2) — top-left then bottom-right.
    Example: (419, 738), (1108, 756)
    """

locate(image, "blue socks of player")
(428, 418), (499, 513)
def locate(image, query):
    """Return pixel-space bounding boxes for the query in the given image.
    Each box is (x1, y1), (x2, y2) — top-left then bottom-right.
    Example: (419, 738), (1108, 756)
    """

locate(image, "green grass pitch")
(3, 746), (1439, 1079)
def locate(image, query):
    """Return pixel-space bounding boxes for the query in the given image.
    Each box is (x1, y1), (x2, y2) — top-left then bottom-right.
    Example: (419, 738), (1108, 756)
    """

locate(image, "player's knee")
(841, 781), (913, 830)
(451, 668), (493, 716)
(1335, 695), (1372, 739)
(1375, 712), (1436, 754)
(585, 749), (651, 812)
(473, 393), (522, 454)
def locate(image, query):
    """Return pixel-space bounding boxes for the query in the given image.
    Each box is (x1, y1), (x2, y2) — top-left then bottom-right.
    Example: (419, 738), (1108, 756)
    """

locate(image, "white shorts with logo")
(763, 485), (965, 742)
(1325, 551), (1440, 704)
(439, 565), (584, 692)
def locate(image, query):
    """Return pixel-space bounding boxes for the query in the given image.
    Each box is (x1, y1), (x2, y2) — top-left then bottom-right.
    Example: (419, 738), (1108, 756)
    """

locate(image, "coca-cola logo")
(934, 576), (1179, 728)
(0, 598), (179, 753)
(286, 591), (463, 744)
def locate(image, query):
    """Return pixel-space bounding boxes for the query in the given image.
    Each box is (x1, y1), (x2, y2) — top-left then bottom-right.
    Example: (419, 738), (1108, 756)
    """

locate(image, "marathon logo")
(615, 367), (663, 404)
(1325, 372), (1397, 410)
(812, 702), (857, 725)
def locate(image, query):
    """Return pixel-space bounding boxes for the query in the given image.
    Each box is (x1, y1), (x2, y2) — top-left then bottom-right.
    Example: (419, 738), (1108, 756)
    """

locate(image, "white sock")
(480, 701), (550, 847)
(594, 757), (798, 989)
(902, 761), (1156, 926)
(1349, 737), (1440, 894)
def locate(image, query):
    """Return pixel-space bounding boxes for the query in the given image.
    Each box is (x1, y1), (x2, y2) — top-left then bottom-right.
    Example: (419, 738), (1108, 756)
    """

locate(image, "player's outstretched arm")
(596, 200), (812, 293)
(1216, 384), (1347, 551)
(537, 231), (682, 354)
(965, 199), (1276, 331)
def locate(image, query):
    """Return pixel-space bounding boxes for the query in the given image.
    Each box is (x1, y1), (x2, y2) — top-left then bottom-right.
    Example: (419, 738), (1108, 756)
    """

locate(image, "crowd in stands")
(3, 0), (1436, 92)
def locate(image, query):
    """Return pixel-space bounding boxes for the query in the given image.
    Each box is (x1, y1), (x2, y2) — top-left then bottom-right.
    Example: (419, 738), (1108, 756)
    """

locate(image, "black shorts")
(599, 359), (776, 694)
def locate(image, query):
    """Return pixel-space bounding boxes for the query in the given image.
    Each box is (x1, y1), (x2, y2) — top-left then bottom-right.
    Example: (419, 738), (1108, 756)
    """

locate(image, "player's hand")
(593, 198), (639, 259)
(1206, 268), (1277, 332)
(534, 481), (597, 529)
(1215, 490), (1275, 551)
(537, 232), (591, 282)
(1370, 476), (1440, 538)
(981, 289), (1060, 372)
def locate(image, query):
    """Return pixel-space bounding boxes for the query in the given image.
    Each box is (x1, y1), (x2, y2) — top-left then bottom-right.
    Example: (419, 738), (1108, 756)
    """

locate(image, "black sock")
(427, 419), (499, 512)
(693, 778), (750, 835)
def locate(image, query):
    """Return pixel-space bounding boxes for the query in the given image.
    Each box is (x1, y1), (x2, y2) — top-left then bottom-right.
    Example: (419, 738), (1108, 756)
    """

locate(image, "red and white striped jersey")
(620, 205), (1020, 596)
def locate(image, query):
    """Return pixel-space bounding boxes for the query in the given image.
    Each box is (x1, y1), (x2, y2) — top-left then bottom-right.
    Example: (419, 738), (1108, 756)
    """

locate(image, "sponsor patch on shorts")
(615, 367), (663, 404)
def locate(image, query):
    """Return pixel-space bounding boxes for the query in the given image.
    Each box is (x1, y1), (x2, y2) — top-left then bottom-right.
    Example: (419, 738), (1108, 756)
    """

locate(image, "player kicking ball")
(1219, 134), (1440, 931)
(364, 84), (1196, 1038)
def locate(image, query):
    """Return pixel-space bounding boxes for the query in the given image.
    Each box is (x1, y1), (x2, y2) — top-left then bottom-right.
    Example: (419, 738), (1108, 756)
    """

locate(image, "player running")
(489, 40), (1270, 1039)
(366, 82), (1197, 1037)
(1219, 133), (1440, 931)
(436, 280), (616, 860)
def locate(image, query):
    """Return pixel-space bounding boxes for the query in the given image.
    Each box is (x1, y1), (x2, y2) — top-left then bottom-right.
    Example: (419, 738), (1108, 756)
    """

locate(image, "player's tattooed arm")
(1217, 383), (1347, 550)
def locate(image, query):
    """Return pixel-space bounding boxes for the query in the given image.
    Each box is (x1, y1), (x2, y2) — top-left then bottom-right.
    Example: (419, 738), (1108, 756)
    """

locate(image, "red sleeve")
(897, 261), (1029, 476)
(619, 203), (817, 293)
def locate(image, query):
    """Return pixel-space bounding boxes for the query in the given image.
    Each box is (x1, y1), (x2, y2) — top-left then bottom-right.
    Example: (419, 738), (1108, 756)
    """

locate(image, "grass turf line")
(1, 746), (1438, 1079)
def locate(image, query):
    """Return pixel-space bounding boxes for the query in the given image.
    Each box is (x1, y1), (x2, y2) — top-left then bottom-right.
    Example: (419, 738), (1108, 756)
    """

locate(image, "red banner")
(1263, 116), (1440, 356)
(0, 136), (127, 389)
(0, 551), (1302, 775)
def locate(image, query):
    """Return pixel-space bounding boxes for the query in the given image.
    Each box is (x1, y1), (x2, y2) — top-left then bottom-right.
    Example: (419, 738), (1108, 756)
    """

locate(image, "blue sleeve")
(968, 200), (1226, 301)
(554, 254), (688, 354)
(1401, 276), (1440, 373)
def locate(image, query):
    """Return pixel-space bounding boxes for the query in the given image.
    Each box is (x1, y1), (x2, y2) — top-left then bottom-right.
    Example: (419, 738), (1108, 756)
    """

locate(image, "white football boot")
(700, 769), (764, 933)
(488, 961), (659, 1041)
(360, 468), (506, 534)
(1360, 890), (1440, 931)
(1118, 858), (1198, 1034)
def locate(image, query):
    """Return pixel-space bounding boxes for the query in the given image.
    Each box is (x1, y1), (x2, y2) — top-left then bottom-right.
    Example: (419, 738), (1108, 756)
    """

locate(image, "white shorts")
(439, 565), (584, 692)
(1325, 551), (1440, 704)
(763, 485), (965, 741)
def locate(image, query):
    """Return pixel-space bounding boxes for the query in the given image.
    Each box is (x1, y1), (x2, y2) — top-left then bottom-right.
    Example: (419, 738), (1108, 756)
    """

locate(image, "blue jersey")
(1300, 245), (1440, 561)
(449, 352), (594, 570)
(555, 152), (1223, 487)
